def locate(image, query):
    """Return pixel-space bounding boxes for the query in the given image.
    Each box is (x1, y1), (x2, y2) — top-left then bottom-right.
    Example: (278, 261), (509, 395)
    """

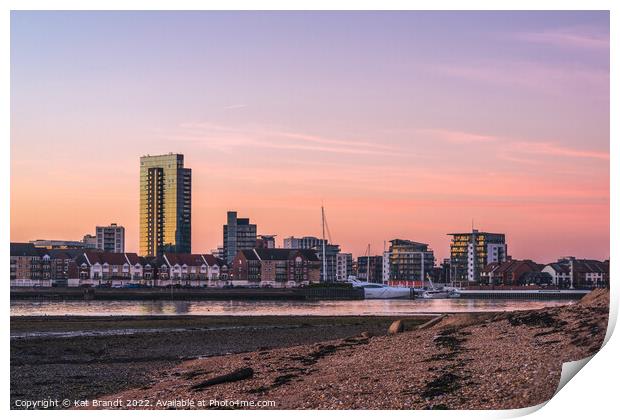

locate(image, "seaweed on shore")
(433, 334), (467, 352)
(507, 312), (566, 329)
(190, 367), (254, 391)
(422, 372), (462, 399)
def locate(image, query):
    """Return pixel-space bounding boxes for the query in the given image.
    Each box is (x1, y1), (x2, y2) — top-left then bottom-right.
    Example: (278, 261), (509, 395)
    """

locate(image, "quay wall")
(9, 287), (364, 301)
(457, 290), (589, 300)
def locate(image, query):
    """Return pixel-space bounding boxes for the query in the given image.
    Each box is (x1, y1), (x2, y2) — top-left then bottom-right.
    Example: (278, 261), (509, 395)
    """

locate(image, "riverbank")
(88, 289), (608, 410)
(10, 315), (430, 408)
(10, 287), (364, 301)
(11, 287), (588, 301)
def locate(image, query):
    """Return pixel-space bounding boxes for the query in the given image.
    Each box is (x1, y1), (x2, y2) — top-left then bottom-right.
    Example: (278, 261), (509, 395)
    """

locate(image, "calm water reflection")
(10, 299), (575, 317)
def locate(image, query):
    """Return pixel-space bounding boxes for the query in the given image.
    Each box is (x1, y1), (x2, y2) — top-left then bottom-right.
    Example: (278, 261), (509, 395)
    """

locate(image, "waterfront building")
(388, 239), (435, 286)
(30, 239), (88, 249)
(543, 258), (609, 289)
(47, 251), (73, 282)
(96, 223), (125, 253)
(438, 258), (452, 283)
(10, 243), (50, 287)
(256, 234), (276, 249)
(230, 248), (320, 288)
(448, 230), (507, 283)
(75, 251), (144, 287)
(313, 244), (341, 282)
(430, 266), (444, 284)
(357, 255), (384, 283)
(162, 253), (208, 286)
(140, 257), (157, 282)
(382, 251), (390, 283)
(47, 249), (81, 287)
(159, 253), (227, 287)
(139, 153), (192, 256)
(223, 211), (257, 263)
(211, 246), (225, 260)
(521, 271), (554, 286)
(82, 234), (98, 248)
(283, 236), (326, 250)
(336, 252), (353, 282)
(206, 255), (229, 283)
(480, 260), (544, 286)
(71, 252), (229, 288)
(283, 236), (339, 282)
(541, 263), (571, 288)
(568, 258), (609, 289)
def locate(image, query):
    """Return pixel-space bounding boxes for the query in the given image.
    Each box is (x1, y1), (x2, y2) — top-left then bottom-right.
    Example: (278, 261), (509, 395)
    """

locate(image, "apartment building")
(96, 223), (125, 253)
(230, 248), (321, 288)
(448, 229), (507, 282)
(223, 211), (257, 263)
(480, 260), (544, 286)
(336, 252), (353, 282)
(256, 234), (276, 249)
(357, 255), (384, 283)
(543, 257), (609, 289)
(139, 153), (192, 256)
(388, 239), (435, 286)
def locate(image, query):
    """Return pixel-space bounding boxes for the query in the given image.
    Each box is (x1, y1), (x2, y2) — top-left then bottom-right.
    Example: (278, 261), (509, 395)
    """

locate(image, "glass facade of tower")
(139, 154), (191, 256)
(388, 239), (435, 282)
(448, 230), (506, 282)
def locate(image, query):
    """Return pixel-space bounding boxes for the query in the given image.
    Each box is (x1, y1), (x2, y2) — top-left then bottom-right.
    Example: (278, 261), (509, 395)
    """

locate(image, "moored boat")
(420, 289), (450, 299)
(348, 279), (412, 299)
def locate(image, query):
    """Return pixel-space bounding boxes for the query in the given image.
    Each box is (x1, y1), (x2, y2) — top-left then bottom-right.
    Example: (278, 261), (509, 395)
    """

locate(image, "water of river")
(10, 299), (575, 317)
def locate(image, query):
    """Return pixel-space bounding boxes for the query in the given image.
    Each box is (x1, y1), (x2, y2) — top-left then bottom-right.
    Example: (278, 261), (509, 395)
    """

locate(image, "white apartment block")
(382, 251), (391, 283)
(336, 253), (352, 282)
(96, 223), (125, 253)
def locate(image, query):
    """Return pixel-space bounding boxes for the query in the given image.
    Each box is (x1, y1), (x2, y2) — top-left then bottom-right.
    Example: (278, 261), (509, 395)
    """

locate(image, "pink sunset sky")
(10, 11), (609, 261)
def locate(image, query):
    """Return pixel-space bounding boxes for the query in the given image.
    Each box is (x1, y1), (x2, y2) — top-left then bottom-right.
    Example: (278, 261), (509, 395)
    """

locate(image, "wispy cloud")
(418, 127), (609, 162)
(514, 26), (609, 50)
(496, 151), (541, 165)
(169, 122), (410, 157)
(510, 141), (610, 160)
(419, 128), (498, 144)
(223, 104), (248, 110)
(268, 130), (399, 152)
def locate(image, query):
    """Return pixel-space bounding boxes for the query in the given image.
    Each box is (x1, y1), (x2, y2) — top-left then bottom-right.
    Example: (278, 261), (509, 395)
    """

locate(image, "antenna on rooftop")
(367, 244), (371, 282)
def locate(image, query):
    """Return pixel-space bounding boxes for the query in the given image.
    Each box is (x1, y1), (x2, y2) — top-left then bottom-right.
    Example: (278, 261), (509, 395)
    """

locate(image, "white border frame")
(2, 2), (616, 420)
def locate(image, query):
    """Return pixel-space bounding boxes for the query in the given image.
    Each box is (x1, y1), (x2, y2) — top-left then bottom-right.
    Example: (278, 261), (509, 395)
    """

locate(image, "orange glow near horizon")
(10, 129), (610, 261)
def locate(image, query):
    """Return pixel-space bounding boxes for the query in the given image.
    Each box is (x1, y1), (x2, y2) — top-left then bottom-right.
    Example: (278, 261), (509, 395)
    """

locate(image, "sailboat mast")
(367, 244), (371, 283)
(321, 206), (327, 282)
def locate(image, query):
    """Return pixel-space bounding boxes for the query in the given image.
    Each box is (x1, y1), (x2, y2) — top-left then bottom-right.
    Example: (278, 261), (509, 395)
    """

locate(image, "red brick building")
(481, 260), (543, 286)
(230, 249), (320, 288)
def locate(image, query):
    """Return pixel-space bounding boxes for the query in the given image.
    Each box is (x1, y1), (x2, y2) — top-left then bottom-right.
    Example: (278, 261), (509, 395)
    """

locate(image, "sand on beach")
(88, 290), (609, 410)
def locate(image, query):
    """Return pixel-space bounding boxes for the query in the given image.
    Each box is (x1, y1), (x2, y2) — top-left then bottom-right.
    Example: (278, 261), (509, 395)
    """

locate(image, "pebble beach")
(87, 290), (608, 410)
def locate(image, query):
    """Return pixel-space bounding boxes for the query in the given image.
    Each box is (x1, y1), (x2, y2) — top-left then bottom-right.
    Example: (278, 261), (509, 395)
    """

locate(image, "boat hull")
(420, 291), (450, 299)
(363, 288), (412, 299)
(348, 280), (412, 299)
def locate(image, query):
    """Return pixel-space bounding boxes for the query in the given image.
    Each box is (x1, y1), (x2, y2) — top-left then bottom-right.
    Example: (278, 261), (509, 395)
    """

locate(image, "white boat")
(446, 287), (462, 298)
(349, 279), (412, 299)
(418, 276), (461, 299)
(420, 289), (450, 299)
(448, 290), (461, 298)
